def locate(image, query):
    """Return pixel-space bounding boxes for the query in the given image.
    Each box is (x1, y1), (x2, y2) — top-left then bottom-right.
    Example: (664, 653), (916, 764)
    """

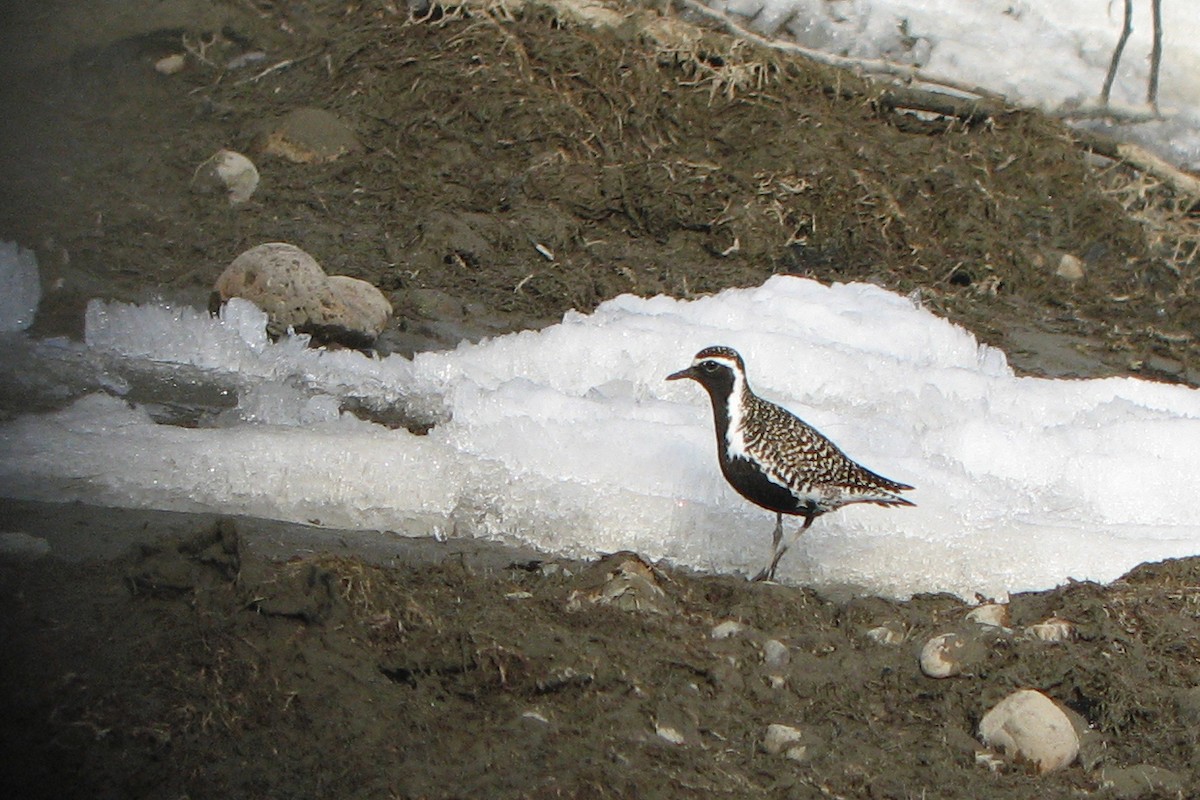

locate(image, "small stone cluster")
(558, 559), (1104, 780)
(189, 107), (361, 206)
(180, 93), (390, 349)
(210, 242), (392, 349)
(901, 602), (1086, 773)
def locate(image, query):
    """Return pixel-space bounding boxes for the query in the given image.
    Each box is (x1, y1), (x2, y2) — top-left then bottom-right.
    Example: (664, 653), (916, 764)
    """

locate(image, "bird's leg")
(753, 512), (787, 582)
(754, 511), (816, 583)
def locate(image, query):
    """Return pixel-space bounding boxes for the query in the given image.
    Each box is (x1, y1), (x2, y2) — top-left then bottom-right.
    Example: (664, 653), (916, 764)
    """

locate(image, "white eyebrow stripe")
(693, 354), (740, 369)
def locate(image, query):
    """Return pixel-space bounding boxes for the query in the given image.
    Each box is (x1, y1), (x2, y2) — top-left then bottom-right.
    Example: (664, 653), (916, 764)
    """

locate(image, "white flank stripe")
(725, 368), (749, 458)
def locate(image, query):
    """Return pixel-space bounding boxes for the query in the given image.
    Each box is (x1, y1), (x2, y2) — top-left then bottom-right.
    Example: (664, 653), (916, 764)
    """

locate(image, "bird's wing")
(745, 397), (910, 503)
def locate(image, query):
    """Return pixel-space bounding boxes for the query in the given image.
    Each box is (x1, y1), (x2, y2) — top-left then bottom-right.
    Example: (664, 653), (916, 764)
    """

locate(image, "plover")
(667, 345), (914, 581)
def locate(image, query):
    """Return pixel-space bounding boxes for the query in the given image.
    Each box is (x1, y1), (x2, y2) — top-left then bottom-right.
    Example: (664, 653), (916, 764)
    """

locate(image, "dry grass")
(1097, 162), (1200, 296)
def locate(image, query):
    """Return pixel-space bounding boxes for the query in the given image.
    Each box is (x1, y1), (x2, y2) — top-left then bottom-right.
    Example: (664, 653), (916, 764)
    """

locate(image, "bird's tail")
(858, 470), (915, 507)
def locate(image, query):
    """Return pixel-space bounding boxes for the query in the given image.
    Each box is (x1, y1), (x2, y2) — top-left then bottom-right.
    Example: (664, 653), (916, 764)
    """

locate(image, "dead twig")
(181, 33), (220, 67)
(1076, 129), (1200, 202)
(233, 51), (320, 86)
(1053, 105), (1161, 125)
(874, 85), (1007, 127)
(1148, 0), (1163, 109)
(1100, 0), (1163, 112)
(1101, 0), (1132, 105)
(674, 0), (1002, 101)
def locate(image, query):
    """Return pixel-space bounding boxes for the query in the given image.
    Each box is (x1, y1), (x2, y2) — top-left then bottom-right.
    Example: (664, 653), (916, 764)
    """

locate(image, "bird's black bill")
(666, 367), (694, 382)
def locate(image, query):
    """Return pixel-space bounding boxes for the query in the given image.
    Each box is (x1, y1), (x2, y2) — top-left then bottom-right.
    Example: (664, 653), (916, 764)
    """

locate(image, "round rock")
(1024, 617), (1075, 642)
(762, 639), (790, 669)
(1100, 764), (1186, 799)
(865, 621), (906, 646)
(711, 620), (749, 640)
(155, 53), (187, 75)
(762, 723), (803, 755)
(966, 603), (1009, 629)
(213, 242), (392, 347)
(326, 275), (393, 342)
(1056, 252), (1085, 282)
(260, 108), (361, 164)
(194, 149), (259, 205)
(978, 689), (1079, 774)
(919, 631), (987, 678)
(0, 531), (51, 559)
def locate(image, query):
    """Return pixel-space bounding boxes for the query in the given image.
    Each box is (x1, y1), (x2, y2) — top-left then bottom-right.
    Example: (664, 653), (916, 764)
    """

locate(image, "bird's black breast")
(720, 455), (815, 517)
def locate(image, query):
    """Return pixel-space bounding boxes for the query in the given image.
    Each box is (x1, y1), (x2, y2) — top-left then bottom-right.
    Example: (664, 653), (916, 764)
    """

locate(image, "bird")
(666, 345), (914, 581)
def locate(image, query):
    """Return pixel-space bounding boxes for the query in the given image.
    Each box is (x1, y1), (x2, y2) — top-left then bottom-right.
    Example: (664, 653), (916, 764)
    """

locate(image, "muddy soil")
(1, 1), (1200, 798)
(3, 501), (1200, 799)
(1, 0), (1197, 377)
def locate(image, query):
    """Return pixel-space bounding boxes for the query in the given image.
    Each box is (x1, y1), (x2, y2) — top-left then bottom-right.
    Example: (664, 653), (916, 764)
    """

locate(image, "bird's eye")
(701, 360), (719, 373)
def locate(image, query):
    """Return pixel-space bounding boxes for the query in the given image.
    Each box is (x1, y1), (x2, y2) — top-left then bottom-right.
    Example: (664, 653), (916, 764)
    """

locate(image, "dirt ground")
(2, 0), (1200, 797)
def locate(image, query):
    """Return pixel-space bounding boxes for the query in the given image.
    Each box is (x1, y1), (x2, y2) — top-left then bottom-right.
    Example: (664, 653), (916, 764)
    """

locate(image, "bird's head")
(666, 346), (746, 396)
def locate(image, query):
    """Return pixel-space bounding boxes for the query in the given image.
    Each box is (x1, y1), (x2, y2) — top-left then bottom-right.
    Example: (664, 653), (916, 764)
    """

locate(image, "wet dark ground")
(3, 499), (1200, 799)
(1, 1), (1199, 797)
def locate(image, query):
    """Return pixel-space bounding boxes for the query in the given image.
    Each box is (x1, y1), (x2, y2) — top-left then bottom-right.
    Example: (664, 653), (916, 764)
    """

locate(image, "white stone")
(212, 149), (259, 204)
(762, 723), (804, 755)
(784, 744), (808, 762)
(711, 620), (748, 639)
(978, 689), (1080, 773)
(866, 622), (906, 645)
(1025, 617), (1075, 642)
(193, 149), (260, 205)
(655, 722), (686, 745)
(1056, 253), (1085, 282)
(763, 639), (790, 668)
(154, 53), (187, 75)
(920, 632), (966, 678)
(966, 603), (1009, 628)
